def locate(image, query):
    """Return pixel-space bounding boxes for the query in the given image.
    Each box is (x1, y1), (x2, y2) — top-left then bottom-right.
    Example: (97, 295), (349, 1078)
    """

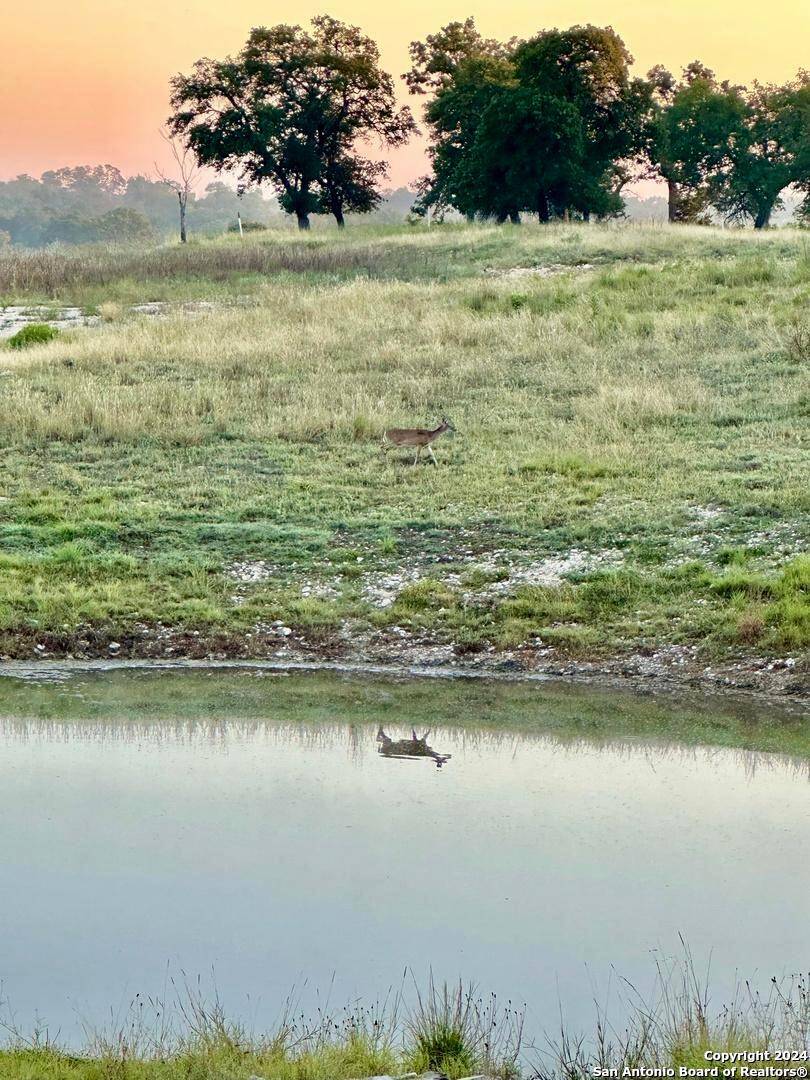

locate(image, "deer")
(382, 417), (455, 465)
(376, 726), (451, 768)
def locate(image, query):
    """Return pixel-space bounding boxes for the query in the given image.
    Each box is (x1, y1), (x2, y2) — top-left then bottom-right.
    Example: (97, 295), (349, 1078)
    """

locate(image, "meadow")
(0, 222), (808, 683)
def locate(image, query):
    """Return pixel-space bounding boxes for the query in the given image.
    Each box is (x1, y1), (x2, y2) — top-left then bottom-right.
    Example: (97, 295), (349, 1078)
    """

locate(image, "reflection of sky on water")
(0, 671), (808, 1048)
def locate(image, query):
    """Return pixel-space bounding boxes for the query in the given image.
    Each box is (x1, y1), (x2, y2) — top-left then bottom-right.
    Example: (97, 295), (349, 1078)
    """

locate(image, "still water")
(0, 665), (808, 1044)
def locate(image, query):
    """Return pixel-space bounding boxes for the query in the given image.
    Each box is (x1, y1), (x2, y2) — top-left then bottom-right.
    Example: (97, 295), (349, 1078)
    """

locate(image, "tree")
(467, 86), (584, 222)
(40, 165), (127, 214)
(155, 130), (200, 242)
(406, 20), (514, 220)
(169, 17), (415, 230)
(308, 16), (416, 226)
(512, 25), (651, 219)
(786, 74), (810, 221)
(413, 52), (516, 220)
(95, 207), (156, 243)
(646, 63), (745, 222)
(318, 155), (387, 225)
(710, 75), (810, 228)
(408, 21), (648, 223)
(405, 17), (511, 95)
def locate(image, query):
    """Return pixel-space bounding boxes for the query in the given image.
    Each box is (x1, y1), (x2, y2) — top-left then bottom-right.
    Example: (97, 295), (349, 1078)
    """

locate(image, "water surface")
(0, 666), (807, 1045)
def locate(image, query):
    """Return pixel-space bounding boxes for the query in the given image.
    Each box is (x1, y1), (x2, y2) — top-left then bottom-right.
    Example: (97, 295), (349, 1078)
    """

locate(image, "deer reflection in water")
(376, 726), (451, 768)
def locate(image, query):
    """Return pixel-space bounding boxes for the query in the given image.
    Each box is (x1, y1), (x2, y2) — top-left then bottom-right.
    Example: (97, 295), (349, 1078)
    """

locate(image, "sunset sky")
(1, 0), (808, 190)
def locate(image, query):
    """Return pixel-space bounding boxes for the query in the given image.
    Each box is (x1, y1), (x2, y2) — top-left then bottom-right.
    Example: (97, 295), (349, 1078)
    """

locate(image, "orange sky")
(1, 0), (808, 190)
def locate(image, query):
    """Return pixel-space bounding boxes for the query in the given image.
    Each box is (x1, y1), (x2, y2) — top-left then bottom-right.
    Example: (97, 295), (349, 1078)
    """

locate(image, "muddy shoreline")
(2, 630), (807, 713)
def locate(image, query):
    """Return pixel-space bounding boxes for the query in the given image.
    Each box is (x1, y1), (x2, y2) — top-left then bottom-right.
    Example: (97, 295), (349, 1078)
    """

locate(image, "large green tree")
(407, 21), (649, 222)
(646, 63), (746, 223)
(169, 17), (415, 229)
(788, 75), (810, 221)
(512, 26), (651, 217)
(414, 54), (515, 219)
(710, 75), (810, 228)
(465, 86), (583, 222)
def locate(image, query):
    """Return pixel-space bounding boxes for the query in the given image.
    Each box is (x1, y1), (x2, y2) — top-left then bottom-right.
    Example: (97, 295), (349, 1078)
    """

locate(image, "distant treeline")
(0, 167), (437, 248)
(0, 167), (284, 248)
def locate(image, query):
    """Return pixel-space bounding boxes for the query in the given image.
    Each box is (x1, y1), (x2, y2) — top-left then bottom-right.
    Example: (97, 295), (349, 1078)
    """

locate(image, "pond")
(0, 664), (808, 1047)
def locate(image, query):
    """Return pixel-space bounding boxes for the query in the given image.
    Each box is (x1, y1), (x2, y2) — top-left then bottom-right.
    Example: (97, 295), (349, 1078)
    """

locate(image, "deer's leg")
(427, 444), (438, 465)
(413, 446), (421, 466)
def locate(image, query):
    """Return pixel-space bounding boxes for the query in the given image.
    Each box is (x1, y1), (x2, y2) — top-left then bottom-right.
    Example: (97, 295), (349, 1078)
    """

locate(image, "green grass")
(0, 222), (807, 669)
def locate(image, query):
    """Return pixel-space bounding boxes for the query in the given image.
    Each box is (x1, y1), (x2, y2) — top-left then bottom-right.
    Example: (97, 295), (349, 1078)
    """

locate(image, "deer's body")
(383, 417), (454, 464)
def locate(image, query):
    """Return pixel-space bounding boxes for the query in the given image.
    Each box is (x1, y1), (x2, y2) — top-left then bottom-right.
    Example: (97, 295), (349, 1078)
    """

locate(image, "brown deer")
(383, 417), (455, 465)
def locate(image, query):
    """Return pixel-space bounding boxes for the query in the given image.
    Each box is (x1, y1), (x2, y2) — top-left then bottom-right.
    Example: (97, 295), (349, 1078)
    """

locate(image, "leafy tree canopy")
(169, 16), (415, 229)
(408, 20), (649, 222)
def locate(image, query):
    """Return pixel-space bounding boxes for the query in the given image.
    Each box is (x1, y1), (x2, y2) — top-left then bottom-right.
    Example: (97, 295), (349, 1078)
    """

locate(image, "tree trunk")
(537, 191), (550, 223)
(296, 212), (311, 231)
(509, 210), (521, 225)
(753, 204), (772, 229)
(667, 179), (679, 223)
(332, 205), (345, 228)
(178, 192), (187, 244)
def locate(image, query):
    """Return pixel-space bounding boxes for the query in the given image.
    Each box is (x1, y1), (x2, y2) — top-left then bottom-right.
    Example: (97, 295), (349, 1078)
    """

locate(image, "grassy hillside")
(0, 223), (808, 679)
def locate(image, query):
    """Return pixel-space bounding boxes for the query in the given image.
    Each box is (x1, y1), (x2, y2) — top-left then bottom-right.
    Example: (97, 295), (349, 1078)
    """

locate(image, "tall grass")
(0, 963), (806, 1079)
(0, 234), (396, 297)
(1, 221), (806, 298)
(537, 950), (810, 1080)
(405, 976), (524, 1078)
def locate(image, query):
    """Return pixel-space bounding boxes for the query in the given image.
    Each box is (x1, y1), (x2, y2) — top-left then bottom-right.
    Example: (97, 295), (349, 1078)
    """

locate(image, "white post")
(237, 211), (244, 238)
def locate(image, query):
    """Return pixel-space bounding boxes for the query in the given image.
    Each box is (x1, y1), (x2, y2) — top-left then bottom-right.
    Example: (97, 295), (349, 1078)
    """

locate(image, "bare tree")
(155, 130), (200, 243)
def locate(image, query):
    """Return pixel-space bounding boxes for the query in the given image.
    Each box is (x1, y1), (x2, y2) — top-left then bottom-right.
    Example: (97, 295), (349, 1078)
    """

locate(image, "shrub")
(351, 414), (375, 441)
(577, 569), (648, 615)
(7, 323), (59, 350)
(715, 546), (751, 567)
(761, 556), (810, 648)
(776, 554), (810, 598)
(404, 979), (523, 1080)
